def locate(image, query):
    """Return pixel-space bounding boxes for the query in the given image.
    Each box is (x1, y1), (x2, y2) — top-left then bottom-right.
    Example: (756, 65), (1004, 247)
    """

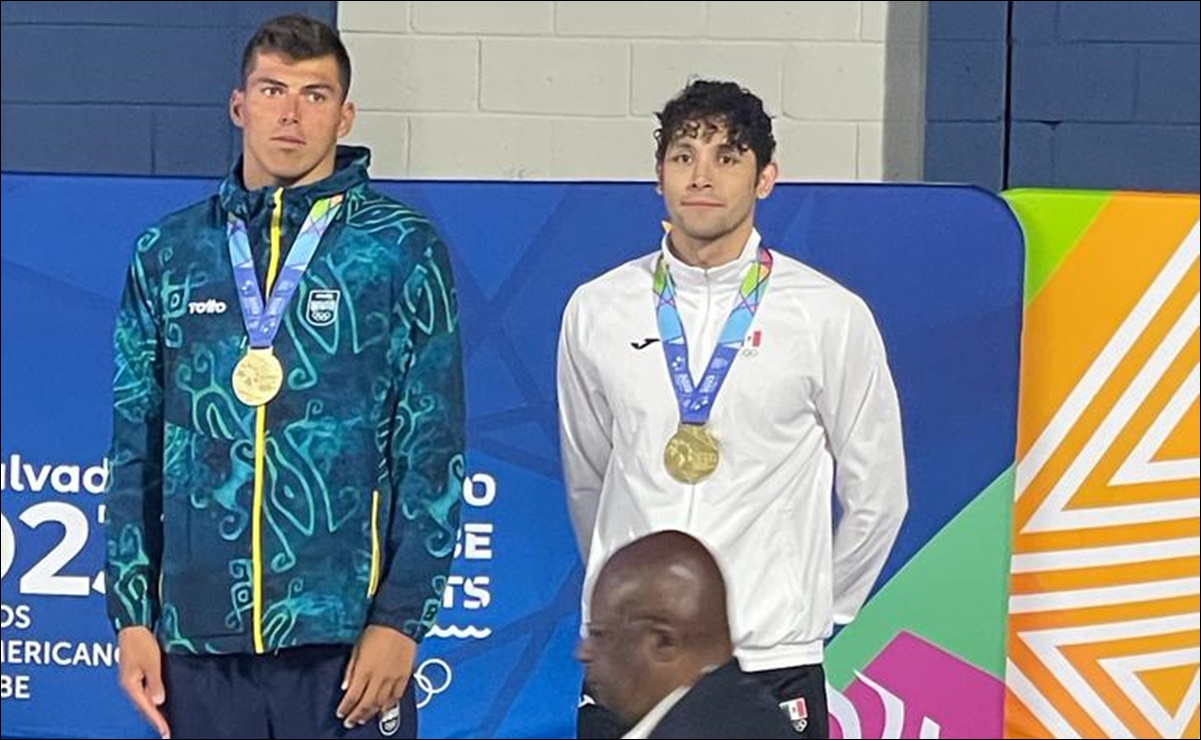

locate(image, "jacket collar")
(218, 145), (371, 220)
(658, 228), (762, 291)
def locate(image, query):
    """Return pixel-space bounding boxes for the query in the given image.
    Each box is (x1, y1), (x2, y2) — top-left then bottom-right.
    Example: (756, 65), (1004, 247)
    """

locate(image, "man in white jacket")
(557, 79), (909, 739)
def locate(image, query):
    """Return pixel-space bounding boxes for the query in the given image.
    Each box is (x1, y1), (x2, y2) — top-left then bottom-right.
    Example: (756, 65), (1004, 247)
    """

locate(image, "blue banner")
(1, 175), (1023, 739)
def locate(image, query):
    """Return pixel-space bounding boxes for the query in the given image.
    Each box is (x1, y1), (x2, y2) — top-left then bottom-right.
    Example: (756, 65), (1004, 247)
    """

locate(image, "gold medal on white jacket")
(664, 423), (720, 483)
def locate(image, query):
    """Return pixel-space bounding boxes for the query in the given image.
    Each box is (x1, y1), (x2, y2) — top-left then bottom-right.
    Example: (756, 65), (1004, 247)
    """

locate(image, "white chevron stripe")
(1110, 365), (1201, 486)
(1023, 296), (1200, 534)
(1006, 658), (1082, 739)
(1019, 614), (1200, 739)
(1098, 648), (1200, 739)
(1009, 576), (1200, 613)
(1010, 536), (1200, 573)
(1008, 209), (1200, 740)
(1016, 222), (1199, 501)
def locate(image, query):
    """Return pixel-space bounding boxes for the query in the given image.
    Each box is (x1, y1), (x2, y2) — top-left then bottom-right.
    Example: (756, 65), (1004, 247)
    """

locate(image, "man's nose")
(576, 638), (593, 663)
(279, 98), (299, 124)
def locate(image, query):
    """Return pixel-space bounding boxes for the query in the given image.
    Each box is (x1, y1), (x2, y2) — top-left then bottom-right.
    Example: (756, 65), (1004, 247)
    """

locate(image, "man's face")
(577, 581), (658, 725)
(230, 51), (354, 190)
(656, 119), (777, 250)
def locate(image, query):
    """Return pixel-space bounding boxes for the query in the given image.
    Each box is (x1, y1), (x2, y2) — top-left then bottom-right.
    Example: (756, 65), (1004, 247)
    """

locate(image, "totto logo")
(188, 299), (228, 315)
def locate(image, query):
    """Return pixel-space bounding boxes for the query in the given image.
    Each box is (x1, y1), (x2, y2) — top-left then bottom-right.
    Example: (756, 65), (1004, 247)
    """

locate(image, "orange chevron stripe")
(1009, 634), (1110, 737)
(1068, 331), (1198, 511)
(1016, 194), (1198, 457)
(1013, 260), (1198, 536)
(1062, 629), (1197, 738)
(1005, 192), (1200, 740)
(1011, 557), (1200, 595)
(1010, 596), (1199, 632)
(1009, 594), (1197, 737)
(1018, 519), (1200, 554)
(1006, 686), (1055, 739)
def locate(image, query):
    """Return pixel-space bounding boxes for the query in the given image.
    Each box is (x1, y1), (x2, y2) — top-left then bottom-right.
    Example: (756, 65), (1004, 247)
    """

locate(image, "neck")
(244, 173), (293, 191)
(668, 226), (752, 269)
(630, 654), (725, 727)
(693, 644), (733, 672)
(669, 649), (730, 691)
(242, 158), (336, 192)
(644, 673), (693, 713)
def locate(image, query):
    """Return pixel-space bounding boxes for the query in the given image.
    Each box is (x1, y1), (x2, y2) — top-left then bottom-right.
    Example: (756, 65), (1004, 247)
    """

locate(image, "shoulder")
(767, 250), (882, 343)
(341, 187), (452, 275)
(769, 250), (874, 318)
(344, 186), (436, 235)
(650, 662), (795, 739)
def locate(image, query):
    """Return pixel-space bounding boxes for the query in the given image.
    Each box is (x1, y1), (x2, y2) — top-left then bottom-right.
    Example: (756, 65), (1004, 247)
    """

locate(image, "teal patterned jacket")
(105, 146), (465, 655)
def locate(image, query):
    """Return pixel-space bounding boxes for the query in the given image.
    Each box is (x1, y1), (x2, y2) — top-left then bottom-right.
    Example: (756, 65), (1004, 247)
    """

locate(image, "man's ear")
(230, 89), (246, 129)
(337, 101), (356, 139)
(647, 623), (682, 663)
(756, 160), (779, 200)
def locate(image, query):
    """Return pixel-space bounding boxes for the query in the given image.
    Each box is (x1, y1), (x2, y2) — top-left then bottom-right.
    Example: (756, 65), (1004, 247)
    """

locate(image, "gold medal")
(664, 424), (720, 484)
(232, 347), (284, 407)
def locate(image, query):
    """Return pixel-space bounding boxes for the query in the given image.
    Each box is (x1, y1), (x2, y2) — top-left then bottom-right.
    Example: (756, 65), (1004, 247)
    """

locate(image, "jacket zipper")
(251, 187), (285, 654)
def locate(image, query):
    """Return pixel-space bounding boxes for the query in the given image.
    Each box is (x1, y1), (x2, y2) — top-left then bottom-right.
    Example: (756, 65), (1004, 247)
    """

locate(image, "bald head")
(579, 531), (736, 724)
(596, 530), (732, 652)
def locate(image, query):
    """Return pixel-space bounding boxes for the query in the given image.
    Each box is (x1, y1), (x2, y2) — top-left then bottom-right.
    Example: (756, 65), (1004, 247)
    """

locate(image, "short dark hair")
(654, 79), (776, 174)
(240, 14), (352, 98)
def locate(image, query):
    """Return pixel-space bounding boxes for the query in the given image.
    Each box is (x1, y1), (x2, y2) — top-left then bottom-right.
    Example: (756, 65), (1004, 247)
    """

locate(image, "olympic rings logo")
(412, 658), (453, 708)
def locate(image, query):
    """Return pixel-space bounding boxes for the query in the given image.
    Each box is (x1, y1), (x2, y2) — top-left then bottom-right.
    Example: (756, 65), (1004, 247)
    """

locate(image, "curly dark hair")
(654, 79), (776, 174)
(240, 14), (352, 98)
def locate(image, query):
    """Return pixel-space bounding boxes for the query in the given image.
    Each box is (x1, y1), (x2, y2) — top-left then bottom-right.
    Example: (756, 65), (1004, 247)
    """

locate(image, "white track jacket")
(557, 230), (908, 670)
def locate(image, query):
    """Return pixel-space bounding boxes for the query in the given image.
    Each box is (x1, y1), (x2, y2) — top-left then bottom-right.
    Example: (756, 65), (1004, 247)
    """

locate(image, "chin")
(680, 226), (733, 243)
(587, 684), (613, 711)
(270, 162), (311, 179)
(675, 215), (725, 235)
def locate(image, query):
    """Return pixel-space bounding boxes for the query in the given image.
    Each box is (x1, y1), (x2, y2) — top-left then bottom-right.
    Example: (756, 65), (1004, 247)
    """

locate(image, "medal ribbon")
(653, 246), (772, 425)
(227, 193), (343, 349)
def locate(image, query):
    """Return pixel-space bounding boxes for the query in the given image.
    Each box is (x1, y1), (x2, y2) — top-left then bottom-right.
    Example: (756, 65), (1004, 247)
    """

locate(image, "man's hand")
(337, 624), (418, 728)
(118, 626), (170, 739)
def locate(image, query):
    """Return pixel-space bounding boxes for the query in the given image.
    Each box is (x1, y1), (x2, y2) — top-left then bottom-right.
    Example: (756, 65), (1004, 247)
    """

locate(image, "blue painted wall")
(3, 2), (1197, 192)
(926, 0), (1198, 192)
(1, 1), (335, 176)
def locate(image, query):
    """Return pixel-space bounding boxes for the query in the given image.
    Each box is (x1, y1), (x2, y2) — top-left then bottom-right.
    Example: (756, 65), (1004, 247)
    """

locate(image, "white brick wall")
(339, 1), (926, 181)
(480, 39), (629, 115)
(708, 2), (860, 41)
(412, 1), (553, 35)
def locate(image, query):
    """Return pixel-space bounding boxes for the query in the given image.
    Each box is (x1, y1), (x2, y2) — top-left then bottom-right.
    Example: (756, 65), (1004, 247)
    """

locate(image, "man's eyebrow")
(250, 78), (336, 93)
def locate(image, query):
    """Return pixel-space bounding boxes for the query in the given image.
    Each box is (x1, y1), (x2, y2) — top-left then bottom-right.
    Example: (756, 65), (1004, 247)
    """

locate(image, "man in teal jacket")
(105, 13), (465, 739)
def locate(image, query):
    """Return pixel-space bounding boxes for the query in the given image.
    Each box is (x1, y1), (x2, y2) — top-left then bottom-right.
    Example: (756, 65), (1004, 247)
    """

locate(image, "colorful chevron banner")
(1004, 190), (1200, 740)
